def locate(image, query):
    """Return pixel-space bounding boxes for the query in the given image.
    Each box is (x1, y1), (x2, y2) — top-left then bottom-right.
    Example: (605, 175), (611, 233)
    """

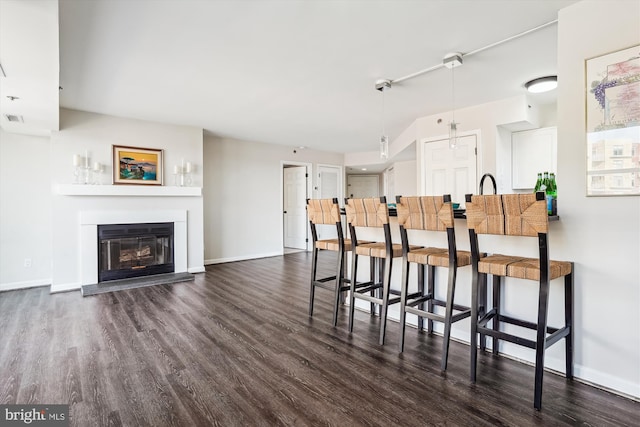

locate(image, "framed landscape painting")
(113, 145), (163, 185)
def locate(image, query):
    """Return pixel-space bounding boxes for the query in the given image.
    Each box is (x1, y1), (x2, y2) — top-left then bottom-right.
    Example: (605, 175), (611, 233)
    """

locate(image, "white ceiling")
(1, 0), (578, 153)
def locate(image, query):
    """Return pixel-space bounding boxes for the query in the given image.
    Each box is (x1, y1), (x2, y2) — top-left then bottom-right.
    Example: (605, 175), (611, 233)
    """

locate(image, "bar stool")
(346, 197), (421, 345)
(466, 192), (573, 410)
(396, 195), (474, 371)
(307, 198), (356, 327)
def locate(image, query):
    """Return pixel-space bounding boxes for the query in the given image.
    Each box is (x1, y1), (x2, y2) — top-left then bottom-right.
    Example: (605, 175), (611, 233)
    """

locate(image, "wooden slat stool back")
(465, 192), (574, 410)
(307, 198), (351, 327)
(346, 197), (417, 345)
(396, 194), (473, 371)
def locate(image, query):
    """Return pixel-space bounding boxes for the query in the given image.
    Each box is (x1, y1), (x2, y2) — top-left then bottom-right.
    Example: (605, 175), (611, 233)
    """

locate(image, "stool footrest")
(477, 327), (536, 349)
(356, 293), (401, 306)
(498, 314), (560, 335)
(406, 306), (471, 324)
(312, 280), (338, 291)
(477, 313), (569, 350)
(355, 283), (382, 294)
(545, 326), (570, 348)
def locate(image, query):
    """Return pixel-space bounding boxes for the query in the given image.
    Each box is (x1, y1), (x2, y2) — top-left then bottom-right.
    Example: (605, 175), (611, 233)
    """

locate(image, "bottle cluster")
(534, 172), (557, 216)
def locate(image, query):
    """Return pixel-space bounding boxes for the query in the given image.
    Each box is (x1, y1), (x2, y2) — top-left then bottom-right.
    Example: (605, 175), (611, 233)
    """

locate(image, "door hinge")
(305, 238), (309, 242)
(305, 173), (309, 178)
(475, 147), (478, 155)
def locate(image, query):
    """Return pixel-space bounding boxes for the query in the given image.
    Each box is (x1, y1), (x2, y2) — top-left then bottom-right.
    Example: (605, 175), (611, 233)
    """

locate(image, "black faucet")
(479, 173), (497, 195)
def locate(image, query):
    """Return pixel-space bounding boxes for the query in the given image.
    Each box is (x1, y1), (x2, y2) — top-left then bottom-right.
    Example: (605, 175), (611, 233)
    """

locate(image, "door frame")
(418, 129), (482, 195)
(280, 161), (313, 252)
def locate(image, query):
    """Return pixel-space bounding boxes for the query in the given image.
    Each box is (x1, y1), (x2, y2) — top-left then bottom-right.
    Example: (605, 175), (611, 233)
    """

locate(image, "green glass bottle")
(534, 172), (542, 193)
(549, 173), (557, 215)
(542, 172), (552, 215)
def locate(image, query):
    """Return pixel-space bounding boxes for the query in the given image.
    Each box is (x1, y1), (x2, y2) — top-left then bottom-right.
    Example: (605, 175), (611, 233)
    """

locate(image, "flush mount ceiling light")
(525, 76), (558, 93)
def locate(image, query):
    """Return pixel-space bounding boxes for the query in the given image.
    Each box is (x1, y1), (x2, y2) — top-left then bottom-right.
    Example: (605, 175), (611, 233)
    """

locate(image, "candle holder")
(92, 162), (104, 185)
(173, 160), (193, 187)
(73, 153), (92, 184)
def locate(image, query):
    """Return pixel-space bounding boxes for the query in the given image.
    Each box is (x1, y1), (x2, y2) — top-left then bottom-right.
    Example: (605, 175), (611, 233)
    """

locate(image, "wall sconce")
(173, 159), (193, 186)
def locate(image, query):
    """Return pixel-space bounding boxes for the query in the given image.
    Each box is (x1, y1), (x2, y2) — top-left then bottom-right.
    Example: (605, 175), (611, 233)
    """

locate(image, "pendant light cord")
(451, 65), (455, 124)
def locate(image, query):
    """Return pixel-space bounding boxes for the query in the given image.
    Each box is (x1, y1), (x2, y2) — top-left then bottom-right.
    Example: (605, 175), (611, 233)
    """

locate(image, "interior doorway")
(347, 174), (380, 198)
(282, 162), (312, 252)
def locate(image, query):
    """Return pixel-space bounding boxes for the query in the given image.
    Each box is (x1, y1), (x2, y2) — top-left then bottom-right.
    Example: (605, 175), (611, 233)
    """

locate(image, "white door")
(347, 175), (379, 198)
(284, 166), (308, 249)
(423, 134), (477, 206)
(318, 164), (343, 201)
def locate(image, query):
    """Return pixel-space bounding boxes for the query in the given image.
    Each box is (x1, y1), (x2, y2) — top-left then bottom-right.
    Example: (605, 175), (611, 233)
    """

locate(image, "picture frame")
(112, 145), (163, 185)
(585, 44), (640, 196)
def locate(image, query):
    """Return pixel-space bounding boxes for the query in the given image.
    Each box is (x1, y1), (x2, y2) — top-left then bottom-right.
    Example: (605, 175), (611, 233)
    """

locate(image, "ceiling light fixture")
(444, 53), (463, 149)
(375, 79), (392, 159)
(524, 76), (558, 93)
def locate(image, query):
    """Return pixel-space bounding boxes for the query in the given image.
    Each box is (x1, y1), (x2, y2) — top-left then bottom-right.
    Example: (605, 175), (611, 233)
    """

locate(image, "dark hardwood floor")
(1, 252), (638, 426)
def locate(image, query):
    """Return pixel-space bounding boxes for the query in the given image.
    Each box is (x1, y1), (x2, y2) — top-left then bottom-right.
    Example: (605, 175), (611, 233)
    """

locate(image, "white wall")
(49, 109), (205, 291)
(0, 130), (52, 291)
(393, 160), (417, 197)
(203, 135), (343, 263)
(555, 0), (640, 398)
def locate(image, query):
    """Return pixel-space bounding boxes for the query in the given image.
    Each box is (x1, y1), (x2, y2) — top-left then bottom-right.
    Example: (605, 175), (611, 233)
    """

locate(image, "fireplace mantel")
(55, 184), (201, 197)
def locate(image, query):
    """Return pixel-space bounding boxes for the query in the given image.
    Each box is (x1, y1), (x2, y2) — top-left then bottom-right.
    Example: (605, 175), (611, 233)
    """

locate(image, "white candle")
(73, 154), (81, 167)
(84, 151), (90, 168)
(174, 165), (180, 174)
(93, 162), (101, 172)
(185, 162), (192, 173)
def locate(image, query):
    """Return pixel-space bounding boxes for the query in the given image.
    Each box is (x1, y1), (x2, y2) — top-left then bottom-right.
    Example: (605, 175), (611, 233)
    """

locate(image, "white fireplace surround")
(80, 210), (188, 286)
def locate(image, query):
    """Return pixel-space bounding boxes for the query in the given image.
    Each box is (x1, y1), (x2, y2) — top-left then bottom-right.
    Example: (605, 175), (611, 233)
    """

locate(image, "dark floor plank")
(0, 252), (638, 427)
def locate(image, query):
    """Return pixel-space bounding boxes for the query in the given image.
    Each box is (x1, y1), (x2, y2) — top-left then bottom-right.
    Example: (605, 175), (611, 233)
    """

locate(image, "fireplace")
(98, 222), (174, 282)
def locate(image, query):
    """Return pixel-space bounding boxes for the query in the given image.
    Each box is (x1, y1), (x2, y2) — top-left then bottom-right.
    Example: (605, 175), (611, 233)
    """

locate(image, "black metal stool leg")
(565, 269), (574, 378)
(470, 268), (480, 383)
(370, 256), (376, 315)
(332, 249), (344, 327)
(534, 277), (551, 410)
(441, 265), (457, 371)
(417, 264), (425, 332)
(492, 275), (501, 355)
(379, 255), (393, 345)
(398, 258), (410, 352)
(479, 273), (487, 351)
(348, 252), (358, 333)
(427, 265), (435, 334)
(309, 246), (319, 317)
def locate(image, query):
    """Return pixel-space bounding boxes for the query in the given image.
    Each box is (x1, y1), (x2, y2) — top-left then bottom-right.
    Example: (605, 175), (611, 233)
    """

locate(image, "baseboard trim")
(50, 282), (81, 293)
(188, 266), (206, 274)
(205, 251), (283, 265)
(0, 278), (51, 293)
